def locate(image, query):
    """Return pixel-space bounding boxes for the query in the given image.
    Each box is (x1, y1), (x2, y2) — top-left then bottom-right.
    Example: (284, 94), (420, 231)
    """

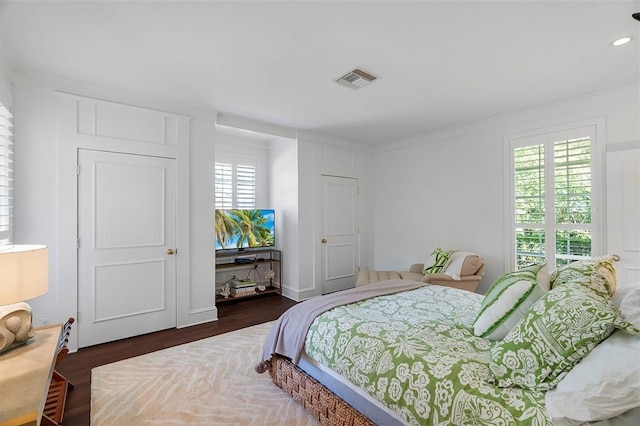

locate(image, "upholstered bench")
(355, 270), (403, 285)
(356, 251), (485, 293)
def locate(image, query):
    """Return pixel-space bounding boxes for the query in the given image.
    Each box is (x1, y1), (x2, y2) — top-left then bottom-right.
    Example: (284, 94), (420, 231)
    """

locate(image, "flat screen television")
(215, 209), (275, 252)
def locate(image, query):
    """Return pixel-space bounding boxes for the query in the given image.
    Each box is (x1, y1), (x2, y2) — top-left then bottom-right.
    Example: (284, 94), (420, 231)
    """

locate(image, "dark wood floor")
(56, 294), (298, 426)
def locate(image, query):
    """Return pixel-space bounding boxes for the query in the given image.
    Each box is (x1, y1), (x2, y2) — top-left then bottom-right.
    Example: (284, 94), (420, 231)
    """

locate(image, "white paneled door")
(77, 149), (177, 347)
(321, 175), (359, 294)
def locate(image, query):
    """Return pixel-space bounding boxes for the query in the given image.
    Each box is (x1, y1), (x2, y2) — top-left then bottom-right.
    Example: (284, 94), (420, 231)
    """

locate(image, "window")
(508, 124), (599, 271)
(0, 102), (13, 245)
(215, 161), (256, 209)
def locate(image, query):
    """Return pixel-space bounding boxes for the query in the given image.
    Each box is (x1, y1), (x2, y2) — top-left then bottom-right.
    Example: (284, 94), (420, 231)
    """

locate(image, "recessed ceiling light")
(612, 36), (632, 46)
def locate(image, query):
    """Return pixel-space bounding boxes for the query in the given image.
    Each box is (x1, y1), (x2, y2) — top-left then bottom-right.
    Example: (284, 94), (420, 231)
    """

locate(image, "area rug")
(91, 321), (318, 425)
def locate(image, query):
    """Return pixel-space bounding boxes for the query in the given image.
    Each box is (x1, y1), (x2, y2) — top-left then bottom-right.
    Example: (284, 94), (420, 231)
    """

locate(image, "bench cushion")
(356, 270), (402, 287)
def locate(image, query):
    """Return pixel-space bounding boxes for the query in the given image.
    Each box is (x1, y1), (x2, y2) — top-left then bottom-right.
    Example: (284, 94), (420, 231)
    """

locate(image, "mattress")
(297, 353), (408, 426)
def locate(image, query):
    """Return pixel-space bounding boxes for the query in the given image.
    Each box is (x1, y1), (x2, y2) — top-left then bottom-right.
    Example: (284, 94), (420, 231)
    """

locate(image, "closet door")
(77, 149), (177, 347)
(320, 175), (359, 294)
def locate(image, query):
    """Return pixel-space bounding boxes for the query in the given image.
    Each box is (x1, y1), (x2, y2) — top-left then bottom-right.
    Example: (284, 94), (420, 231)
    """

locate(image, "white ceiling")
(1, 1), (638, 145)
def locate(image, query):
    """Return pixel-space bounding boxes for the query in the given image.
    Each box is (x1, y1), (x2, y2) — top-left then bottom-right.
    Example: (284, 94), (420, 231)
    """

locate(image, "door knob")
(167, 248), (176, 255)
(321, 238), (327, 244)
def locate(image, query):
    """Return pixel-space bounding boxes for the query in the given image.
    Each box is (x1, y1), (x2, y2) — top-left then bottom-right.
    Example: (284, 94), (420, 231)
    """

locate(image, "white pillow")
(545, 282), (640, 424)
(614, 281), (640, 327)
(473, 264), (550, 340)
(545, 332), (640, 424)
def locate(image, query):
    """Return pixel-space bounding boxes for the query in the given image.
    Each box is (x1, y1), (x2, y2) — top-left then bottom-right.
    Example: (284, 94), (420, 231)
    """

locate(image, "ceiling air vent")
(334, 68), (378, 90)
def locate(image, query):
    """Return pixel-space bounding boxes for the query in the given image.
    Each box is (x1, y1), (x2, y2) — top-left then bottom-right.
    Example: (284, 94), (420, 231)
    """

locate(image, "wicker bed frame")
(269, 355), (375, 426)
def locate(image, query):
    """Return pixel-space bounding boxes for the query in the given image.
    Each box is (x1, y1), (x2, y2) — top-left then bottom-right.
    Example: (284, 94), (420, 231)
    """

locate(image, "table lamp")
(0, 245), (48, 353)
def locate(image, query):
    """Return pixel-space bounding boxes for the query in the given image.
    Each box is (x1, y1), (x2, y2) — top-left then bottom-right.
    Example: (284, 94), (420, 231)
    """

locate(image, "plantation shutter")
(514, 143), (546, 268)
(236, 164), (255, 208)
(215, 162), (256, 209)
(0, 102), (13, 245)
(554, 137), (592, 265)
(511, 127), (595, 270)
(215, 163), (233, 208)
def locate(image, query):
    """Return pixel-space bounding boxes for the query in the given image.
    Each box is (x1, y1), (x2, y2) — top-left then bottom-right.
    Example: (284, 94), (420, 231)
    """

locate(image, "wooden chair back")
(42, 317), (75, 426)
(55, 318), (75, 367)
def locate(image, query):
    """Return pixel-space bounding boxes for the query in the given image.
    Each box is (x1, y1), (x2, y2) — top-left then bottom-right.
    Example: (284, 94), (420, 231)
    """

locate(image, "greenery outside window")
(508, 124), (600, 271)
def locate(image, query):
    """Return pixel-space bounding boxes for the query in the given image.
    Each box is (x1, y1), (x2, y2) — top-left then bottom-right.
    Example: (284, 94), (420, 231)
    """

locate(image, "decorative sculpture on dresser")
(0, 303), (34, 353)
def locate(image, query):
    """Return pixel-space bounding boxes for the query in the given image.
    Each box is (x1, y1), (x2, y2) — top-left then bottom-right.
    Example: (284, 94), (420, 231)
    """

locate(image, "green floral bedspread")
(305, 285), (551, 426)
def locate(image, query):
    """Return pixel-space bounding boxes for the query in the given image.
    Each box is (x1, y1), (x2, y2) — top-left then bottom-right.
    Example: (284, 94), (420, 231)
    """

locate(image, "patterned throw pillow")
(551, 255), (617, 296)
(422, 247), (452, 274)
(473, 263), (550, 340)
(489, 281), (639, 391)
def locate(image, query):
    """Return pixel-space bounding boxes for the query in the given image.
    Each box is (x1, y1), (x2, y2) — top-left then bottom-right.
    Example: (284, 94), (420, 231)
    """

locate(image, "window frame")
(504, 119), (605, 271)
(215, 154), (265, 209)
(0, 101), (13, 246)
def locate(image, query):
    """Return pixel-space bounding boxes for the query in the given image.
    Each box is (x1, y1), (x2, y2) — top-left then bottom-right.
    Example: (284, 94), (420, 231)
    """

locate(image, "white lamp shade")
(0, 245), (48, 305)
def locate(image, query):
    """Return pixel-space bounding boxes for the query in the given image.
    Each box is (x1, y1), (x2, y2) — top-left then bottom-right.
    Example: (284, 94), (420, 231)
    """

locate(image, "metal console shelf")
(215, 249), (282, 304)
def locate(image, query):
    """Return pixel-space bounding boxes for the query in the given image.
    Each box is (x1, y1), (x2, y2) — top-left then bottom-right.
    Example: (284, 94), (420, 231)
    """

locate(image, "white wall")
(188, 118), (217, 319)
(11, 73), (218, 350)
(0, 49), (12, 107)
(212, 129), (272, 289)
(12, 83), (60, 322)
(213, 114), (305, 299)
(297, 132), (375, 300)
(216, 119), (375, 301)
(269, 137), (300, 299)
(373, 84), (640, 294)
(214, 129), (271, 208)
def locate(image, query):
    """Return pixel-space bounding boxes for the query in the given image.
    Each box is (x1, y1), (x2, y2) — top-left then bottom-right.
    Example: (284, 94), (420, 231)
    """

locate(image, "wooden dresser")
(0, 324), (62, 426)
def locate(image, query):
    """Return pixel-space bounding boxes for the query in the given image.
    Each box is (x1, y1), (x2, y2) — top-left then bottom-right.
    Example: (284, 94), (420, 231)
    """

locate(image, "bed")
(256, 256), (640, 426)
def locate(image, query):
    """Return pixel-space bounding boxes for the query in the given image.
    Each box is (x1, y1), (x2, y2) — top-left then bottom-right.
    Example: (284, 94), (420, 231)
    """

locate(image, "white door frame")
(56, 94), (197, 352)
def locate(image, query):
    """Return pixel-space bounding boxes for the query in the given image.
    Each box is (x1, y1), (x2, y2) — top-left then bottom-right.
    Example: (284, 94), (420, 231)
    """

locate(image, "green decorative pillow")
(489, 281), (639, 391)
(551, 255), (617, 296)
(422, 248), (452, 274)
(473, 263), (550, 340)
